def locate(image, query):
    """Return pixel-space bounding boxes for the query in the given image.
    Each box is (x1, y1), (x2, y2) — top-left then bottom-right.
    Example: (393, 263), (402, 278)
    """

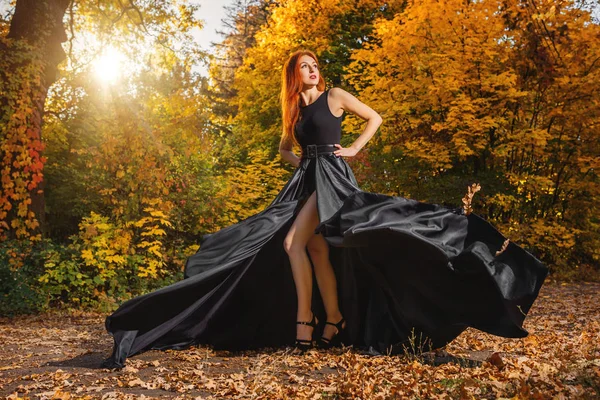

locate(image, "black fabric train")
(102, 88), (548, 368)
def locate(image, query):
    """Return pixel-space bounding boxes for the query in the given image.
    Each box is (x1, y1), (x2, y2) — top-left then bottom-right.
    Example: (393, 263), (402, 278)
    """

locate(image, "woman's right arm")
(279, 135), (301, 168)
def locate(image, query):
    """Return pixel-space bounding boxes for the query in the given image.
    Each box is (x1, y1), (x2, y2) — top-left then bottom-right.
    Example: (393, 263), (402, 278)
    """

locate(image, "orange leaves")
(343, 0), (600, 276)
(487, 352), (506, 370)
(0, 38), (47, 242)
(26, 173), (43, 191)
(350, 0), (516, 161)
(404, 138), (454, 172)
(16, 199), (32, 218)
(0, 282), (599, 398)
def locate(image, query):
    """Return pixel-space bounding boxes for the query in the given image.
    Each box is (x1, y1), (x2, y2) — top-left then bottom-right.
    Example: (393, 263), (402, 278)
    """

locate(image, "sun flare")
(93, 47), (126, 83)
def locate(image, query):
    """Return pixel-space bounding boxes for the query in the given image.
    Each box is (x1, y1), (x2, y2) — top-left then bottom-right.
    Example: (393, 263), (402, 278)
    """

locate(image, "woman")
(102, 49), (548, 368)
(279, 51), (382, 350)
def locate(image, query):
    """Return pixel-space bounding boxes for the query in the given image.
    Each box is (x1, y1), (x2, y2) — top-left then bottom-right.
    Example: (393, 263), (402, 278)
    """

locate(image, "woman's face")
(297, 55), (319, 87)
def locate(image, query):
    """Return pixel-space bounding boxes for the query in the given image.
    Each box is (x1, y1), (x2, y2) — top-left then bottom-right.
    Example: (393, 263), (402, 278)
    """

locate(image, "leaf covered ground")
(0, 282), (599, 399)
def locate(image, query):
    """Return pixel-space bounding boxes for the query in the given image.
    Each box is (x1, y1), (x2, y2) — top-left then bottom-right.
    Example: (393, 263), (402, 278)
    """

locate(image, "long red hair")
(280, 49), (326, 149)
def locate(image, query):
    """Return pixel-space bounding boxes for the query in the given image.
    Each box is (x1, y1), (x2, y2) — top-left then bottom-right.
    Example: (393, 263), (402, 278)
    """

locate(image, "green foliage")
(1, 208), (190, 316)
(0, 239), (48, 316)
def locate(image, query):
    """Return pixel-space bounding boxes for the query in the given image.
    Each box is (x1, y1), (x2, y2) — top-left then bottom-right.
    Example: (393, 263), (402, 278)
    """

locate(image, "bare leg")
(283, 191), (320, 343)
(307, 233), (346, 340)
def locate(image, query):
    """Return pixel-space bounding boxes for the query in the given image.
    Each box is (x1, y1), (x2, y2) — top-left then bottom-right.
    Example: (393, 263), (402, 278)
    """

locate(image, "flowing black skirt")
(102, 153), (548, 368)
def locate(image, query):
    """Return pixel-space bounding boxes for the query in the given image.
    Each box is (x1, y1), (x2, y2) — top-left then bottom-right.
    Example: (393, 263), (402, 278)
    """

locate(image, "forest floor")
(0, 282), (599, 399)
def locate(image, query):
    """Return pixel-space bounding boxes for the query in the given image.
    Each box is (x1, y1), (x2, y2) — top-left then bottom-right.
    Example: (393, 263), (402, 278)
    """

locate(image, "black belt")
(301, 144), (338, 158)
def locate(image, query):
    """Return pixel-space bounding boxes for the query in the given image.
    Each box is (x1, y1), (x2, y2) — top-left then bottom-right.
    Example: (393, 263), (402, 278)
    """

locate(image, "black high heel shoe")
(317, 317), (346, 349)
(294, 312), (318, 352)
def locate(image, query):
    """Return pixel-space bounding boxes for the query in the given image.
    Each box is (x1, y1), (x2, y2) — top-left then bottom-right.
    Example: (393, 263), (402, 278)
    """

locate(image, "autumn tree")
(0, 0), (207, 241)
(0, 1), (229, 310)
(205, 0), (273, 169)
(347, 0), (600, 274)
(0, 0), (72, 240)
(231, 0), (405, 159)
(208, 0), (407, 223)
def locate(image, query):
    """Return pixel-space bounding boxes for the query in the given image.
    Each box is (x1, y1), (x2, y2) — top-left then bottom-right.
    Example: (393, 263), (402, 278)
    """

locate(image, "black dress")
(102, 88), (548, 368)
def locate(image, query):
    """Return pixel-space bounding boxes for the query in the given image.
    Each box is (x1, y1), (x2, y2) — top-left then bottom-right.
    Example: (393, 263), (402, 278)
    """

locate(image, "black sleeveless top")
(294, 88), (343, 147)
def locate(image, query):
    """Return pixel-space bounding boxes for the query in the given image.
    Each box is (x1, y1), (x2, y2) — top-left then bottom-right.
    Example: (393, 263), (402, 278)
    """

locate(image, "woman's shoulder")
(328, 87), (351, 98)
(328, 87), (354, 103)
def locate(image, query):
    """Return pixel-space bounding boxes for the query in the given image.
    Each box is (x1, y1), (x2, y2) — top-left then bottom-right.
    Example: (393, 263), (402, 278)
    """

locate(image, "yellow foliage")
(342, 0), (600, 271)
(214, 148), (289, 226)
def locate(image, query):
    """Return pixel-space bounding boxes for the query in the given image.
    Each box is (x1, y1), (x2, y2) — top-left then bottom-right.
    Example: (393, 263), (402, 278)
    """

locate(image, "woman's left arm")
(329, 87), (383, 157)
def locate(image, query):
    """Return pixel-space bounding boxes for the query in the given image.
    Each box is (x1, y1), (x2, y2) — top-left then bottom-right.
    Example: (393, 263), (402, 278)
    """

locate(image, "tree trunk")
(0, 0), (71, 240)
